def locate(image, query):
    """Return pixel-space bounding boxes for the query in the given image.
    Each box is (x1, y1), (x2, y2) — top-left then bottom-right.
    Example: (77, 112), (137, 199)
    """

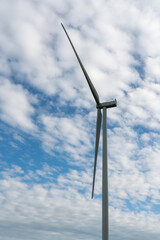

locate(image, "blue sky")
(0, 0), (160, 239)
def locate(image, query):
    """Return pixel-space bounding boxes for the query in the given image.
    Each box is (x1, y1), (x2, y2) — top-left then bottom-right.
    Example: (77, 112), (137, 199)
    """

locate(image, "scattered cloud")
(40, 114), (93, 164)
(0, 0), (160, 239)
(0, 165), (160, 240)
(0, 78), (37, 131)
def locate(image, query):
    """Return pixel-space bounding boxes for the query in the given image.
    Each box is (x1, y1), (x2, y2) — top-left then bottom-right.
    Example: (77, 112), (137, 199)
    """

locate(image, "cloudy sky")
(0, 0), (160, 239)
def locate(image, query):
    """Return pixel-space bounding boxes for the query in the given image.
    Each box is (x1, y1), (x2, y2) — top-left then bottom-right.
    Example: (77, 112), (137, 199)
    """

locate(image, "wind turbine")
(61, 23), (117, 240)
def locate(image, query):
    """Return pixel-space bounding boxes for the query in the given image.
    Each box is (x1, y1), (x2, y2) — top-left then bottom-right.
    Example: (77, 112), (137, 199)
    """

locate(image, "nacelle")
(97, 99), (117, 109)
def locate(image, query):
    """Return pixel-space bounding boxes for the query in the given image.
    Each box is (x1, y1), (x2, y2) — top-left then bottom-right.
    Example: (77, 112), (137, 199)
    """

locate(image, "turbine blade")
(92, 108), (102, 199)
(61, 23), (100, 105)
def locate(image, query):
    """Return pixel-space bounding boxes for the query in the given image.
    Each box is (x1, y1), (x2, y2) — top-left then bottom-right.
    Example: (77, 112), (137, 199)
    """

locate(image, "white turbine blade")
(61, 23), (100, 105)
(92, 108), (102, 199)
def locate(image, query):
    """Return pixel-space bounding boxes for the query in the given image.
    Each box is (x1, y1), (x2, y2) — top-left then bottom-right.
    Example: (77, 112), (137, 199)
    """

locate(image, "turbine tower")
(61, 23), (117, 240)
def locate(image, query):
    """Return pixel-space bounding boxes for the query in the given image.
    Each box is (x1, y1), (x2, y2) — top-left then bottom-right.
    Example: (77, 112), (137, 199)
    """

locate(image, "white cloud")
(40, 114), (93, 164)
(107, 125), (160, 209)
(0, 78), (37, 131)
(0, 0), (160, 239)
(145, 56), (160, 82)
(0, 0), (160, 104)
(13, 133), (25, 143)
(0, 0), (62, 95)
(0, 165), (160, 240)
(0, 0), (160, 111)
